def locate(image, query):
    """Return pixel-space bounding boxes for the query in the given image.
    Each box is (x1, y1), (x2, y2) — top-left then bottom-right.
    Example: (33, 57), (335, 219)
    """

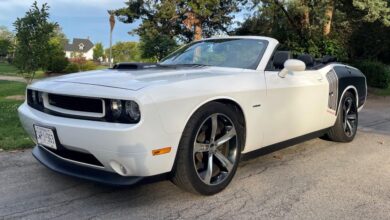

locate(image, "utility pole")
(109, 12), (115, 68)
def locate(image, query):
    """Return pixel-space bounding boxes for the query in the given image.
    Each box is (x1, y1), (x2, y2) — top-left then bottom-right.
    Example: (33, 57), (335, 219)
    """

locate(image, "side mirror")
(278, 59), (306, 78)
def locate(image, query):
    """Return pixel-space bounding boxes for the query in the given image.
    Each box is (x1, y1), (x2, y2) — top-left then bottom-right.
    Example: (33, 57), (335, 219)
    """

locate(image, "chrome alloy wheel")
(193, 113), (238, 185)
(342, 97), (357, 137)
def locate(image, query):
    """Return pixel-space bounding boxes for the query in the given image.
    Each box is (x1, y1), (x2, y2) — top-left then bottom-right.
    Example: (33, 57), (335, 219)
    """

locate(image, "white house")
(64, 38), (94, 60)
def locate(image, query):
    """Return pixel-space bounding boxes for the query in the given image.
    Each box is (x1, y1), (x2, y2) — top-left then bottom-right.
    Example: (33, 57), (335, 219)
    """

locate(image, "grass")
(370, 85), (390, 96)
(0, 62), (46, 79)
(0, 62), (19, 75)
(96, 65), (108, 70)
(370, 67), (390, 96)
(0, 80), (33, 150)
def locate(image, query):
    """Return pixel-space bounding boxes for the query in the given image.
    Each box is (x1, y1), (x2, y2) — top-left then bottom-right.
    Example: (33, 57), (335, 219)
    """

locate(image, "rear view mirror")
(279, 59), (306, 78)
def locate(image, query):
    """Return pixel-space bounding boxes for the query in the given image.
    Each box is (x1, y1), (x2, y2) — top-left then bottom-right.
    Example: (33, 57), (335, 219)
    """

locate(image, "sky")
(0, 0), (250, 48)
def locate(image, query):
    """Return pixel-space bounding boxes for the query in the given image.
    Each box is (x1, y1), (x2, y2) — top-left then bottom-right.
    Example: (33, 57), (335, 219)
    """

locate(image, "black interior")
(268, 51), (337, 70)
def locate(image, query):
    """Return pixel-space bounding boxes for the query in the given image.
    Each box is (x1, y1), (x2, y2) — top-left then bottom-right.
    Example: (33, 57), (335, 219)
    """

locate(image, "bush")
(354, 61), (390, 89)
(64, 63), (79, 73)
(47, 56), (69, 73)
(79, 60), (97, 71)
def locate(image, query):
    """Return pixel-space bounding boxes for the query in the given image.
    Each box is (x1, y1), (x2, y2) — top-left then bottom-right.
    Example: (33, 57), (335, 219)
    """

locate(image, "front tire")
(171, 102), (244, 195)
(327, 91), (358, 142)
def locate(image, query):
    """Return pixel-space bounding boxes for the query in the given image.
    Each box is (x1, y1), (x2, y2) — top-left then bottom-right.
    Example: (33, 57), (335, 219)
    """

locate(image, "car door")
(262, 69), (329, 147)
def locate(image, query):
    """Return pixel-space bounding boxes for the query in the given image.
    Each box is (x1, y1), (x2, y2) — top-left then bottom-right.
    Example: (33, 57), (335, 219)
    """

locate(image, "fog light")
(109, 161), (128, 176)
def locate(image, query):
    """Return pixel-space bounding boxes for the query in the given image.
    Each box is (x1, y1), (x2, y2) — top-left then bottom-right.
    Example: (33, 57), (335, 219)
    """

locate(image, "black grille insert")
(42, 146), (104, 167)
(48, 94), (103, 113)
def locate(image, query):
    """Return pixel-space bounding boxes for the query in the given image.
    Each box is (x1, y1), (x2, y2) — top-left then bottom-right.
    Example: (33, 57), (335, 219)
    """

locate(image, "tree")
(93, 43), (104, 61)
(47, 27), (69, 73)
(112, 0), (244, 59)
(140, 33), (178, 60)
(0, 26), (14, 60)
(13, 1), (57, 83)
(107, 41), (142, 63)
(236, 0), (389, 61)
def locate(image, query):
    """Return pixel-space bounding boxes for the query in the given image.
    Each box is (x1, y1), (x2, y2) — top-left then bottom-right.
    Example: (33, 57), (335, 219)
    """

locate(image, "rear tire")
(327, 91), (358, 142)
(171, 102), (244, 195)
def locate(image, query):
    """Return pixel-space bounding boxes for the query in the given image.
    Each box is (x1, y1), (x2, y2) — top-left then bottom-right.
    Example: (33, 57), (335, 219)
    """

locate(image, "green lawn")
(0, 62), (46, 79)
(0, 80), (33, 150)
(0, 62), (19, 75)
(370, 85), (390, 96)
(96, 65), (108, 70)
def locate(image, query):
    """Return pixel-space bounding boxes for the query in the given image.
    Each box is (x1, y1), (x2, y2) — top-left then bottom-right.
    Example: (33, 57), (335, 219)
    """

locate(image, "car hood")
(50, 67), (248, 91)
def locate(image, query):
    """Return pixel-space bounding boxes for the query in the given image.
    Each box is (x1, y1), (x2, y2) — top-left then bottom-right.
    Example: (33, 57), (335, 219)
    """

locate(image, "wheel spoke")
(210, 114), (218, 142)
(203, 152), (213, 184)
(214, 150), (233, 172)
(345, 99), (352, 114)
(347, 114), (357, 120)
(216, 127), (236, 146)
(194, 142), (210, 153)
(346, 120), (353, 132)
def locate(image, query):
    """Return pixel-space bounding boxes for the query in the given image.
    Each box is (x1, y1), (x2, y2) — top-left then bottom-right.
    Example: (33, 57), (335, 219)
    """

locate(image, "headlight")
(125, 100), (140, 122)
(110, 99), (122, 119)
(106, 99), (140, 123)
(27, 89), (44, 110)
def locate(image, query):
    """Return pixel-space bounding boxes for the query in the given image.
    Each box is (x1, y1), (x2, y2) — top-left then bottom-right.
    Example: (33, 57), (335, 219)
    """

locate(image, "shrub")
(68, 57), (86, 65)
(64, 63), (79, 73)
(354, 61), (390, 89)
(79, 60), (97, 71)
(47, 56), (69, 73)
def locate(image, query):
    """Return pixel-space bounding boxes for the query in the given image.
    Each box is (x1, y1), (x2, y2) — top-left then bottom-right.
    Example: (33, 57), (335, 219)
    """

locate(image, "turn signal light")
(152, 147), (171, 156)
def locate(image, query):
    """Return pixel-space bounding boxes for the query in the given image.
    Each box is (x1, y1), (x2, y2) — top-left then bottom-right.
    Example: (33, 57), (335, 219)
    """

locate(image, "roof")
(64, 38), (94, 53)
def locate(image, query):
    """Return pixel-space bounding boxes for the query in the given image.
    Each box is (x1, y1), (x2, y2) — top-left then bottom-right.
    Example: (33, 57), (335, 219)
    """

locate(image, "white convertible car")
(18, 36), (366, 195)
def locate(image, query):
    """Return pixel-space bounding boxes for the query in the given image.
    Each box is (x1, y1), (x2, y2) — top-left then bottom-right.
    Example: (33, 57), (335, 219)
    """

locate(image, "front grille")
(26, 90), (139, 124)
(48, 94), (103, 113)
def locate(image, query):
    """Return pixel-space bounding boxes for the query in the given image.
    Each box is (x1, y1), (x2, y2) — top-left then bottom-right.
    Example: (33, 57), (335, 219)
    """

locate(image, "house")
(64, 38), (94, 60)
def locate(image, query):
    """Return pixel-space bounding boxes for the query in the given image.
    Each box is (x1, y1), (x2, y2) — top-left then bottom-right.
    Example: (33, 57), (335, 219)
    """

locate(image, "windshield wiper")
(156, 63), (210, 68)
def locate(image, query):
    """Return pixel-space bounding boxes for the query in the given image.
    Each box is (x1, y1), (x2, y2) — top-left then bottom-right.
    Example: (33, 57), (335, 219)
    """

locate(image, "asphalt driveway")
(1, 96), (390, 219)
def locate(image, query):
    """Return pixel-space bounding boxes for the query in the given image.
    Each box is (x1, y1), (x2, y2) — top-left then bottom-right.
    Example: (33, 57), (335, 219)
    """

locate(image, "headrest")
(321, 55), (337, 64)
(273, 51), (292, 69)
(297, 54), (314, 66)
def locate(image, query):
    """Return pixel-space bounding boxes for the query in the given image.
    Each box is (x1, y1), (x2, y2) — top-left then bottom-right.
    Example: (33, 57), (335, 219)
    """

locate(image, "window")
(160, 39), (268, 70)
(78, 43), (84, 50)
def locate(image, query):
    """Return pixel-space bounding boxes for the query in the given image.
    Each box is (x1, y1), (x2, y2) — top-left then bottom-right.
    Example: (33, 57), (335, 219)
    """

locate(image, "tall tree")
(108, 41), (142, 63)
(113, 0), (244, 59)
(13, 1), (57, 82)
(47, 27), (69, 73)
(93, 43), (104, 61)
(237, 0), (389, 61)
(323, 0), (335, 36)
(0, 26), (14, 59)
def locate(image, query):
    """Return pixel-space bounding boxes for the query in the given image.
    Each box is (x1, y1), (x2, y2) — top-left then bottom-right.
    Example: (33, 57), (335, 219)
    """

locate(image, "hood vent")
(112, 62), (157, 70)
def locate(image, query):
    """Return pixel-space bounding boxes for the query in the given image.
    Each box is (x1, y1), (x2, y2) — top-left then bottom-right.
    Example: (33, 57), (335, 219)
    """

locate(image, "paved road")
(1, 96), (390, 219)
(0, 76), (27, 83)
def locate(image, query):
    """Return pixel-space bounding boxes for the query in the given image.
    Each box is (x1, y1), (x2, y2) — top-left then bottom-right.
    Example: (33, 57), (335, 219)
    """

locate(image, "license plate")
(34, 125), (57, 150)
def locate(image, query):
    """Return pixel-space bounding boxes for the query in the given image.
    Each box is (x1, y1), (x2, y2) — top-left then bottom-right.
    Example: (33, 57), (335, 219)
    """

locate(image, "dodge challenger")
(18, 36), (367, 195)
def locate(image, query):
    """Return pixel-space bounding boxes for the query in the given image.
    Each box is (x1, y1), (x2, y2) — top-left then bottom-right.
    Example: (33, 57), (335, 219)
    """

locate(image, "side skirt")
(240, 128), (331, 161)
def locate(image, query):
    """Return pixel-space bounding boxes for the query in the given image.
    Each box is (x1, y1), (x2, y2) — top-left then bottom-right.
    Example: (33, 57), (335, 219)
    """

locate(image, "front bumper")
(32, 145), (143, 186)
(18, 102), (181, 177)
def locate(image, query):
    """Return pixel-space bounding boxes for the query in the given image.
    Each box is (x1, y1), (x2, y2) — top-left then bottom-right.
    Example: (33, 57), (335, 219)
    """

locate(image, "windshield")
(160, 39), (268, 70)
